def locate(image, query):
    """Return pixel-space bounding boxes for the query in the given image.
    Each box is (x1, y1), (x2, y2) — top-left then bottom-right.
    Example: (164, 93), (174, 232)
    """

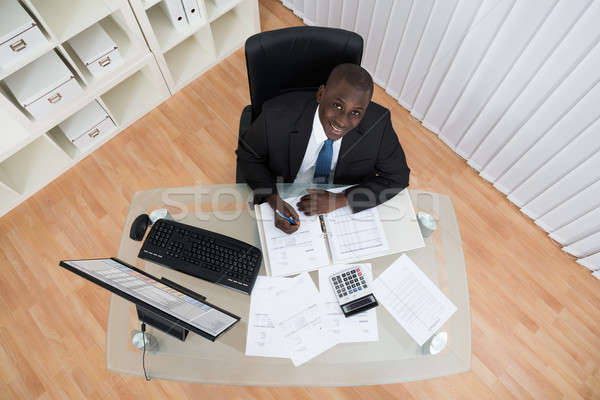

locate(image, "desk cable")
(141, 323), (151, 381)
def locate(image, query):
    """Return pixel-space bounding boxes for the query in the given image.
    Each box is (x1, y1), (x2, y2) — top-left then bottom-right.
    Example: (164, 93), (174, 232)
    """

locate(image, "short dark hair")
(326, 63), (374, 97)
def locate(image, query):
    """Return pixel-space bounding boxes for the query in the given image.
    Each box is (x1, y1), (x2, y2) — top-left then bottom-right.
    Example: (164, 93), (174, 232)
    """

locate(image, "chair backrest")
(245, 26), (363, 121)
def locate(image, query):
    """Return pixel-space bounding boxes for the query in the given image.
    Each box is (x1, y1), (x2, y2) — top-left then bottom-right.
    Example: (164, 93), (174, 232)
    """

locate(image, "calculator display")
(343, 294), (377, 313)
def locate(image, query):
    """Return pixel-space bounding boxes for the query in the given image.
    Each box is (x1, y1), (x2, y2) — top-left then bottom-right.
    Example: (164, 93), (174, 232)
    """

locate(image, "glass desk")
(107, 184), (471, 385)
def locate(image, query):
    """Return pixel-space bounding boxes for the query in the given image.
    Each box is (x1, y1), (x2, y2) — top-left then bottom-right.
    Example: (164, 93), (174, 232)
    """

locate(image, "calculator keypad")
(329, 265), (372, 305)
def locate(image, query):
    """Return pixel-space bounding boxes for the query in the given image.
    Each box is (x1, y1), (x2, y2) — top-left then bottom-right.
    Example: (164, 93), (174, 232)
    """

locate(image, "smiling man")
(236, 63), (410, 234)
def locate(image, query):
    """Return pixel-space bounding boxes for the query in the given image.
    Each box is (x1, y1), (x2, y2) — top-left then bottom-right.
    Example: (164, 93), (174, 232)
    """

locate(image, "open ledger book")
(255, 189), (425, 277)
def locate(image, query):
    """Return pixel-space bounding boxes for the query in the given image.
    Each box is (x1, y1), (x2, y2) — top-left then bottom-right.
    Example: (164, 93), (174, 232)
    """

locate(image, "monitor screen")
(59, 258), (239, 340)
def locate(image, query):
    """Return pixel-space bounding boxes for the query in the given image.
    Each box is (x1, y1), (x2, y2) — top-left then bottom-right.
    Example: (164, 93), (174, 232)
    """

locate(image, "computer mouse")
(130, 214), (150, 241)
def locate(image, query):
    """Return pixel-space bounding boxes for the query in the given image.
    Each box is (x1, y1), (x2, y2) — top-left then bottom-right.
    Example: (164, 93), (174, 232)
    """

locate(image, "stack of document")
(245, 255), (459, 366)
(245, 265), (378, 366)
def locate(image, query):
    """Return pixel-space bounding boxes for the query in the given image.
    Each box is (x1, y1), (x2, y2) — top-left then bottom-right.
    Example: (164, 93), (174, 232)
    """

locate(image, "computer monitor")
(59, 257), (239, 341)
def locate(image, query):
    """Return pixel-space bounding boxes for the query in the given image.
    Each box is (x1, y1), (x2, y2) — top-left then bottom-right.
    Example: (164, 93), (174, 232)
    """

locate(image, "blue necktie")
(313, 139), (334, 183)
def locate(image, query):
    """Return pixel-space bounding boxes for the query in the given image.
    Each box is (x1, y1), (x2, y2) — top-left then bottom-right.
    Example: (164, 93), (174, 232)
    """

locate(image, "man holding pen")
(236, 64), (410, 234)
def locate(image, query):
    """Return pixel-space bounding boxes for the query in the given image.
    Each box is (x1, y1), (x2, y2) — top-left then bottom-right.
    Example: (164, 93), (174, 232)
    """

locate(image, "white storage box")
(68, 23), (124, 78)
(0, 0), (48, 69)
(4, 50), (83, 120)
(59, 100), (115, 151)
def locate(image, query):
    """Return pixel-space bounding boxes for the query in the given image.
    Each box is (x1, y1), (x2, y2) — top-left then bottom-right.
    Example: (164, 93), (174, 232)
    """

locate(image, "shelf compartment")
(0, 48), (87, 123)
(46, 126), (78, 159)
(100, 63), (168, 126)
(0, 135), (71, 195)
(0, 107), (32, 163)
(47, 102), (119, 160)
(62, 11), (142, 87)
(20, 50), (152, 137)
(147, 2), (207, 53)
(0, 39), (58, 82)
(0, 170), (21, 209)
(205, 0), (239, 22)
(29, 0), (114, 42)
(164, 26), (216, 89)
(46, 122), (119, 161)
(210, 0), (256, 58)
(144, 0), (163, 10)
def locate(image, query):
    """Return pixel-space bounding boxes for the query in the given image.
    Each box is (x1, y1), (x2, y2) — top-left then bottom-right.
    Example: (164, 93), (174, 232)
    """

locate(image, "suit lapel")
(334, 126), (364, 181)
(289, 98), (317, 179)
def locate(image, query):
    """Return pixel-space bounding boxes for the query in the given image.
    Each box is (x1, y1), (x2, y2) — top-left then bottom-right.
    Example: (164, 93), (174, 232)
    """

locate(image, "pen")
(276, 209), (297, 225)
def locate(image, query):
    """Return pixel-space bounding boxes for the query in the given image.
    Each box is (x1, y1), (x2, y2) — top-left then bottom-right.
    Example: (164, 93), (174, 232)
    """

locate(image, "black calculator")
(329, 265), (378, 317)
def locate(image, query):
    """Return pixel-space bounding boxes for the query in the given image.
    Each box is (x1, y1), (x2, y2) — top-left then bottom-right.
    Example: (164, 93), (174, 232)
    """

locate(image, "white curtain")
(281, 0), (600, 272)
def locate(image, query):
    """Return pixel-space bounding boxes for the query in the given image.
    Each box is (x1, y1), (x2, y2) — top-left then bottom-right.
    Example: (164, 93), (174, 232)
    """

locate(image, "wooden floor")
(1, 1), (599, 398)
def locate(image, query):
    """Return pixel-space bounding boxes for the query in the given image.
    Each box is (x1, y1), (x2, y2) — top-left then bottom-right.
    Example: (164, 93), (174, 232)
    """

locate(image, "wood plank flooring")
(0, 0), (598, 398)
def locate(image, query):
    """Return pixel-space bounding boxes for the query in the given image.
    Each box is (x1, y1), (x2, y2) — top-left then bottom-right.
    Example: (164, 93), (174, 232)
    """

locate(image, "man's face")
(316, 79), (371, 141)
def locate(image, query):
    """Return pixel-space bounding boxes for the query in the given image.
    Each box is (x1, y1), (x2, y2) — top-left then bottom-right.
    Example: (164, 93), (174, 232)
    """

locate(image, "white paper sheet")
(318, 264), (379, 343)
(372, 254), (457, 346)
(245, 276), (294, 358)
(324, 205), (389, 262)
(271, 272), (336, 366)
(259, 196), (330, 276)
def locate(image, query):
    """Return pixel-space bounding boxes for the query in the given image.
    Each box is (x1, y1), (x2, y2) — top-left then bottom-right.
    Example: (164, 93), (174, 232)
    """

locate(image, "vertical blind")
(281, 0), (600, 272)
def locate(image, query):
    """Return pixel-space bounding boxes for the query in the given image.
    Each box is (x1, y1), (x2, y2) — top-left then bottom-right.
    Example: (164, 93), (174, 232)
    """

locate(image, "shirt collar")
(312, 105), (328, 144)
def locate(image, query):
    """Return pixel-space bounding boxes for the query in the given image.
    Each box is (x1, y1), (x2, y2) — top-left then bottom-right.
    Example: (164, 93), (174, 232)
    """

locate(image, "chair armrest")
(239, 105), (253, 138)
(236, 105), (254, 183)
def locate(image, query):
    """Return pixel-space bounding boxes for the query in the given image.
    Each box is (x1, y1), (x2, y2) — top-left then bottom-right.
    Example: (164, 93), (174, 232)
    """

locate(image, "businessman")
(236, 63), (410, 234)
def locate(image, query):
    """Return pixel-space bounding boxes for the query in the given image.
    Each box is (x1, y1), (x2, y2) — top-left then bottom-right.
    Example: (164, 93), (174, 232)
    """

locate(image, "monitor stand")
(136, 305), (189, 341)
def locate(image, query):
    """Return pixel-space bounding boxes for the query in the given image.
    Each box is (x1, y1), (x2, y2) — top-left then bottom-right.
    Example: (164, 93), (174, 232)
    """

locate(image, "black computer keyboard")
(138, 219), (262, 294)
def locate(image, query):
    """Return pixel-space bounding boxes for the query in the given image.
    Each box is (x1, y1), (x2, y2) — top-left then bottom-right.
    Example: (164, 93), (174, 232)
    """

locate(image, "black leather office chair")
(236, 26), (363, 183)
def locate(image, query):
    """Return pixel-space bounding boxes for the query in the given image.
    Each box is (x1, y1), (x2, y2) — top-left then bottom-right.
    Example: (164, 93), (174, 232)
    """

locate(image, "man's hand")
(266, 194), (300, 234)
(296, 189), (348, 216)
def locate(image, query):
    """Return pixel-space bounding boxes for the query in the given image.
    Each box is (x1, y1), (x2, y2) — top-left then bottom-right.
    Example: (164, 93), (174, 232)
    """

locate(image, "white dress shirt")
(293, 106), (342, 184)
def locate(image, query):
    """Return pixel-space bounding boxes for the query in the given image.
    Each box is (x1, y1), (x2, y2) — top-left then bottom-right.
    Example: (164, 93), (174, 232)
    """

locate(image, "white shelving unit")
(0, 0), (170, 217)
(0, 0), (260, 217)
(130, 0), (260, 93)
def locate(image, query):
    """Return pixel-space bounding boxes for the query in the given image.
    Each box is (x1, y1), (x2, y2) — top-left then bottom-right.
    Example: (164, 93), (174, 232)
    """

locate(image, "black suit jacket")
(236, 91), (410, 212)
